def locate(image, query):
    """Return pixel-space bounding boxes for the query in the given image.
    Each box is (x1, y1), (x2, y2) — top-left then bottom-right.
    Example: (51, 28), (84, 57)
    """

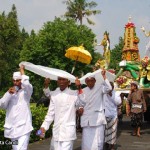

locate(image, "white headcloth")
(13, 72), (22, 80)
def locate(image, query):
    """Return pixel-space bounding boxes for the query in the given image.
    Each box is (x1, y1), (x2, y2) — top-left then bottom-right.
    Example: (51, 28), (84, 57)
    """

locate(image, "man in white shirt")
(40, 77), (85, 150)
(0, 65), (33, 150)
(104, 82), (121, 150)
(79, 70), (112, 150)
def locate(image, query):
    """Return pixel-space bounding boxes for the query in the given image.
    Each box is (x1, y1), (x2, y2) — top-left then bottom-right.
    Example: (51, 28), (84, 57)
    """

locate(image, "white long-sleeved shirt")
(0, 75), (33, 138)
(41, 87), (85, 141)
(104, 90), (121, 119)
(81, 79), (112, 127)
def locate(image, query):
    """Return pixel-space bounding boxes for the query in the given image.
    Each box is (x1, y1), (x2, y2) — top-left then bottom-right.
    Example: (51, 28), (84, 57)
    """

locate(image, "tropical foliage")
(109, 37), (123, 72)
(63, 0), (101, 25)
(0, 4), (29, 92)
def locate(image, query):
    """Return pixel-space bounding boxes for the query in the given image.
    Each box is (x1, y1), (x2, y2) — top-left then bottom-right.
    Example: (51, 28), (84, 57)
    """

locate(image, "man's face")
(57, 77), (70, 91)
(85, 77), (96, 89)
(13, 79), (21, 87)
(131, 84), (136, 92)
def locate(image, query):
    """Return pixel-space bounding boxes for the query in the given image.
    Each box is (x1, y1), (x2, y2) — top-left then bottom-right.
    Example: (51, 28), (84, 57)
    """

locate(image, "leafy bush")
(0, 104), (52, 149)
(0, 109), (11, 150)
(30, 103), (52, 143)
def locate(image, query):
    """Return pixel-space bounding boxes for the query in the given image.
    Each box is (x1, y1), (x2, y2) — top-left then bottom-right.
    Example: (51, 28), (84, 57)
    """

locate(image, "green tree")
(20, 18), (97, 100)
(0, 4), (23, 91)
(109, 37), (123, 72)
(20, 28), (29, 49)
(20, 18), (96, 73)
(63, 0), (101, 25)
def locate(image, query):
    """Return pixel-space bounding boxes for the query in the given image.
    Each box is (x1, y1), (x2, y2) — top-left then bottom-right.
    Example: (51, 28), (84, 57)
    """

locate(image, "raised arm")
(20, 65), (33, 97)
(101, 69), (112, 93)
(75, 77), (86, 108)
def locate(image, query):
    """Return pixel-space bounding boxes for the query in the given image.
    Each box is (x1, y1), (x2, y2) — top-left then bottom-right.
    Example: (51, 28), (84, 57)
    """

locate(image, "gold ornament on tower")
(122, 16), (140, 62)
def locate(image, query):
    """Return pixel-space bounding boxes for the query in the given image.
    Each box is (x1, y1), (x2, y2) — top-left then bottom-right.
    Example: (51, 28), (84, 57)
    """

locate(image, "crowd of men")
(0, 65), (146, 150)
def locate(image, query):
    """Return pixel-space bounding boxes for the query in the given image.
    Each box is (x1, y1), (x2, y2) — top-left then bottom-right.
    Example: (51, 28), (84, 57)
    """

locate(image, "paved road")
(116, 116), (150, 150)
(28, 115), (150, 150)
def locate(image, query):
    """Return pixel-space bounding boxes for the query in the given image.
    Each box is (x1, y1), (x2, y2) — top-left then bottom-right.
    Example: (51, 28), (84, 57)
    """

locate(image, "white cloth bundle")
(19, 62), (76, 83)
(79, 69), (116, 85)
(19, 62), (116, 84)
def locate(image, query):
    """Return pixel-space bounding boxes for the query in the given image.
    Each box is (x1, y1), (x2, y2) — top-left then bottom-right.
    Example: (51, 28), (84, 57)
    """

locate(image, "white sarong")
(50, 136), (54, 150)
(82, 125), (105, 150)
(11, 132), (31, 150)
(53, 140), (73, 150)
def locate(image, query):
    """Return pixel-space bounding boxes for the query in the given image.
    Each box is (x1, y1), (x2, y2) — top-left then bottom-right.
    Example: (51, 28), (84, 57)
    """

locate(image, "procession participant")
(0, 65), (33, 150)
(126, 81), (147, 137)
(40, 76), (85, 150)
(104, 82), (121, 150)
(38, 78), (54, 150)
(79, 69), (112, 150)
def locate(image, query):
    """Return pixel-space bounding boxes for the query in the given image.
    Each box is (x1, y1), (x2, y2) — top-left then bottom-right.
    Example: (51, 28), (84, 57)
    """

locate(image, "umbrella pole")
(71, 59), (78, 74)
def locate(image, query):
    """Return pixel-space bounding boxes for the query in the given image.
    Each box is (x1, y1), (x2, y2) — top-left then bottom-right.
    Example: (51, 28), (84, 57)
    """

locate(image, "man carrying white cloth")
(40, 76), (85, 150)
(0, 65), (33, 150)
(79, 70), (112, 150)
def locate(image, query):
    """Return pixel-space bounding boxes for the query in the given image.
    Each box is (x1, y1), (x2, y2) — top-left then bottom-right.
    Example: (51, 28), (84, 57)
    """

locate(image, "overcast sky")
(0, 0), (150, 58)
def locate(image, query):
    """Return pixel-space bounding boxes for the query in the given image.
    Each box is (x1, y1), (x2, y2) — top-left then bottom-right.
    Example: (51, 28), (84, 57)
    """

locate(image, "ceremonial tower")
(122, 17), (140, 62)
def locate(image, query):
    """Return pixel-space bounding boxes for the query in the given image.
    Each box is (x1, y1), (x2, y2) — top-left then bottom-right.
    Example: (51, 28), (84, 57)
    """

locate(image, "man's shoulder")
(137, 89), (143, 93)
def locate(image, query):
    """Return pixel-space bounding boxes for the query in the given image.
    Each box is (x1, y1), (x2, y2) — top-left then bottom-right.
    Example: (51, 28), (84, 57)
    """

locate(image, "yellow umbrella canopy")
(65, 45), (92, 64)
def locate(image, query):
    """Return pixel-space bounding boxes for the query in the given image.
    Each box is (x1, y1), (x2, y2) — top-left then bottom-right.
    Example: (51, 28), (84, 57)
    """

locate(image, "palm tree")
(63, 0), (101, 25)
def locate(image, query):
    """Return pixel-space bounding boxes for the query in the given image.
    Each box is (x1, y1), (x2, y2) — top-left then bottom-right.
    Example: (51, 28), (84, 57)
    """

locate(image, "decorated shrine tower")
(122, 17), (140, 62)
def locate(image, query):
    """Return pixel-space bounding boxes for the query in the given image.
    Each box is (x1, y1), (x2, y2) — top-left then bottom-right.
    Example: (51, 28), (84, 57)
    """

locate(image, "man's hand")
(8, 87), (16, 94)
(20, 65), (25, 75)
(75, 77), (83, 94)
(44, 78), (51, 88)
(75, 77), (81, 87)
(39, 127), (46, 138)
(78, 107), (84, 116)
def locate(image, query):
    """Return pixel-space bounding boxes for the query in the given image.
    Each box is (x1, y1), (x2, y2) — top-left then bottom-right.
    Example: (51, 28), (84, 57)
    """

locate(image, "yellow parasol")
(65, 45), (92, 73)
